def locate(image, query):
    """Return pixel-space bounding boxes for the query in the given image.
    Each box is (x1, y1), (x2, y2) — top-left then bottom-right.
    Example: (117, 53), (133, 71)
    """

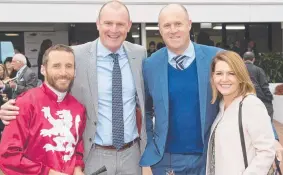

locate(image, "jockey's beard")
(45, 72), (74, 93)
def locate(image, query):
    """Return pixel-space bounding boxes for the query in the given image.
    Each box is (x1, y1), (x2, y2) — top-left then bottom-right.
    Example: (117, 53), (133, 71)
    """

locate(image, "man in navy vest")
(139, 4), (281, 174)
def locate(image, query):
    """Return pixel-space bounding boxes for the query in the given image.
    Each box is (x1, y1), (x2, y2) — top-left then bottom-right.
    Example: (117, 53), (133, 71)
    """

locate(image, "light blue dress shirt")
(95, 39), (138, 146)
(168, 41), (196, 69)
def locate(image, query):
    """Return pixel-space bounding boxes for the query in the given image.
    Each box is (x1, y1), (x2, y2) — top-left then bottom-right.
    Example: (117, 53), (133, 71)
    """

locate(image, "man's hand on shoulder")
(0, 99), (19, 125)
(73, 167), (84, 175)
(48, 169), (68, 175)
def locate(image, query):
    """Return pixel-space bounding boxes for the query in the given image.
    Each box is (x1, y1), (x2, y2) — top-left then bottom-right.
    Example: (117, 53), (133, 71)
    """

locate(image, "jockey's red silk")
(0, 83), (86, 175)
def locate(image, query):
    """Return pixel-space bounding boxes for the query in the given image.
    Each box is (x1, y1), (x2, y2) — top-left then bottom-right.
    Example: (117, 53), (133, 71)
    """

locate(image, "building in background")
(1, 0), (283, 76)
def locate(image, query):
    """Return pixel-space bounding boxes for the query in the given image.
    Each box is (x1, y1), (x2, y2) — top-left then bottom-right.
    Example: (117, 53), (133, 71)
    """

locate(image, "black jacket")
(245, 62), (273, 103)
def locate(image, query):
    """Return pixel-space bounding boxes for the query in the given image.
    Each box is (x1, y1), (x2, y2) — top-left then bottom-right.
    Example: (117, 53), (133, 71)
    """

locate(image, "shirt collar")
(168, 41), (195, 62)
(97, 38), (125, 58)
(17, 65), (27, 76)
(43, 83), (67, 102)
(245, 60), (254, 64)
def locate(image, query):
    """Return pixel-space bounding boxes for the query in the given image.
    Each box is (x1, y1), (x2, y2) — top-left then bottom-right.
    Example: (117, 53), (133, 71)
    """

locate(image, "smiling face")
(42, 50), (75, 93)
(158, 4), (192, 55)
(96, 2), (132, 53)
(213, 60), (240, 101)
(210, 51), (256, 104)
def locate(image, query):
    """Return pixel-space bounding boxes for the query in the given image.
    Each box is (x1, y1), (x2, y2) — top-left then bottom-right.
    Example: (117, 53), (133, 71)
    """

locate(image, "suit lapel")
(209, 102), (224, 139)
(17, 66), (28, 82)
(123, 42), (144, 112)
(194, 43), (209, 141)
(158, 48), (169, 118)
(87, 40), (99, 119)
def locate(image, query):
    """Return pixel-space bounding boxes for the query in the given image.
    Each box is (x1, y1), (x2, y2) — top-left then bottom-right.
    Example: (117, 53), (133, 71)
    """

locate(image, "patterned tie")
(173, 55), (186, 70)
(110, 53), (124, 150)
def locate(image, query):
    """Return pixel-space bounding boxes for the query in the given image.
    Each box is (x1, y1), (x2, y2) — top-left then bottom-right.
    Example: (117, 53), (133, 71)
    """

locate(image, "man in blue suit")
(140, 4), (281, 175)
(140, 4), (221, 174)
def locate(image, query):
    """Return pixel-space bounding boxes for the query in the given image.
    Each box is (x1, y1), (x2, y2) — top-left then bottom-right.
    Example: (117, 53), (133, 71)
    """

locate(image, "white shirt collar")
(167, 41), (195, 62)
(45, 83), (67, 102)
(97, 38), (125, 58)
(16, 65), (27, 77)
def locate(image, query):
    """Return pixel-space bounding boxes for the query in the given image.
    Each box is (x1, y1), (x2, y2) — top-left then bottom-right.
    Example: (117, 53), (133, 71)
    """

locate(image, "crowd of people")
(0, 1), (281, 175)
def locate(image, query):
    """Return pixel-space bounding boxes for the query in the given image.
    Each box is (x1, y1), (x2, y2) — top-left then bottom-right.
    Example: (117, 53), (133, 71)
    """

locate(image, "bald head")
(159, 4), (189, 22)
(243, 51), (255, 62)
(96, 0), (132, 53)
(158, 4), (191, 55)
(98, 0), (130, 21)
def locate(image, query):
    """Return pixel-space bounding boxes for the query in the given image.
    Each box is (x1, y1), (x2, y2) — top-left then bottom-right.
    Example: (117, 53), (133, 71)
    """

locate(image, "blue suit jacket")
(140, 43), (222, 166)
(140, 43), (279, 167)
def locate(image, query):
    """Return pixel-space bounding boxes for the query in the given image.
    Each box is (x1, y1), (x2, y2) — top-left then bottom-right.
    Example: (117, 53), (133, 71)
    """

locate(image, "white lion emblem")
(40, 106), (81, 162)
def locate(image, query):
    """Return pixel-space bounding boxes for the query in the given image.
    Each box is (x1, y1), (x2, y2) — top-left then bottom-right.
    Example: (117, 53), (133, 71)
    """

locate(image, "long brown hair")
(210, 50), (255, 104)
(0, 64), (7, 80)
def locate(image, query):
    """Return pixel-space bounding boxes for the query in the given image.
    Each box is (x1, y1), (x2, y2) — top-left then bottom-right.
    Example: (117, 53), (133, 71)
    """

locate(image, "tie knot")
(173, 55), (186, 70)
(109, 53), (119, 61)
(173, 55), (186, 63)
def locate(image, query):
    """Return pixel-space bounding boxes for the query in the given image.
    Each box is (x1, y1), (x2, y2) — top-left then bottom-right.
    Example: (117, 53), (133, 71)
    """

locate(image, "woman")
(0, 64), (8, 81)
(0, 64), (8, 139)
(4, 57), (17, 78)
(0, 64), (8, 104)
(206, 51), (275, 175)
(2, 58), (15, 100)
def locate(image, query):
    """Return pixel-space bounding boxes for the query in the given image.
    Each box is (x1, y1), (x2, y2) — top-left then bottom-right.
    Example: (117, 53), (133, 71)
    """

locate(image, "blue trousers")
(151, 153), (206, 175)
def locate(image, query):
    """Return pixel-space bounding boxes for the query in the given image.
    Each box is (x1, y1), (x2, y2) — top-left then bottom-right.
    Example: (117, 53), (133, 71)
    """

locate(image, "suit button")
(93, 121), (97, 126)
(89, 138), (92, 142)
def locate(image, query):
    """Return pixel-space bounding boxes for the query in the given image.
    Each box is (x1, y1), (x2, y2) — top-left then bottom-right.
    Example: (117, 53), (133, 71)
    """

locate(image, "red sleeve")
(0, 94), (50, 175)
(75, 107), (86, 169)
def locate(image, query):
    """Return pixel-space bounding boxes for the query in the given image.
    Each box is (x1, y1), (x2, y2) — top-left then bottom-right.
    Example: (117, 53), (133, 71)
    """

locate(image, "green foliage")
(257, 52), (283, 83)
